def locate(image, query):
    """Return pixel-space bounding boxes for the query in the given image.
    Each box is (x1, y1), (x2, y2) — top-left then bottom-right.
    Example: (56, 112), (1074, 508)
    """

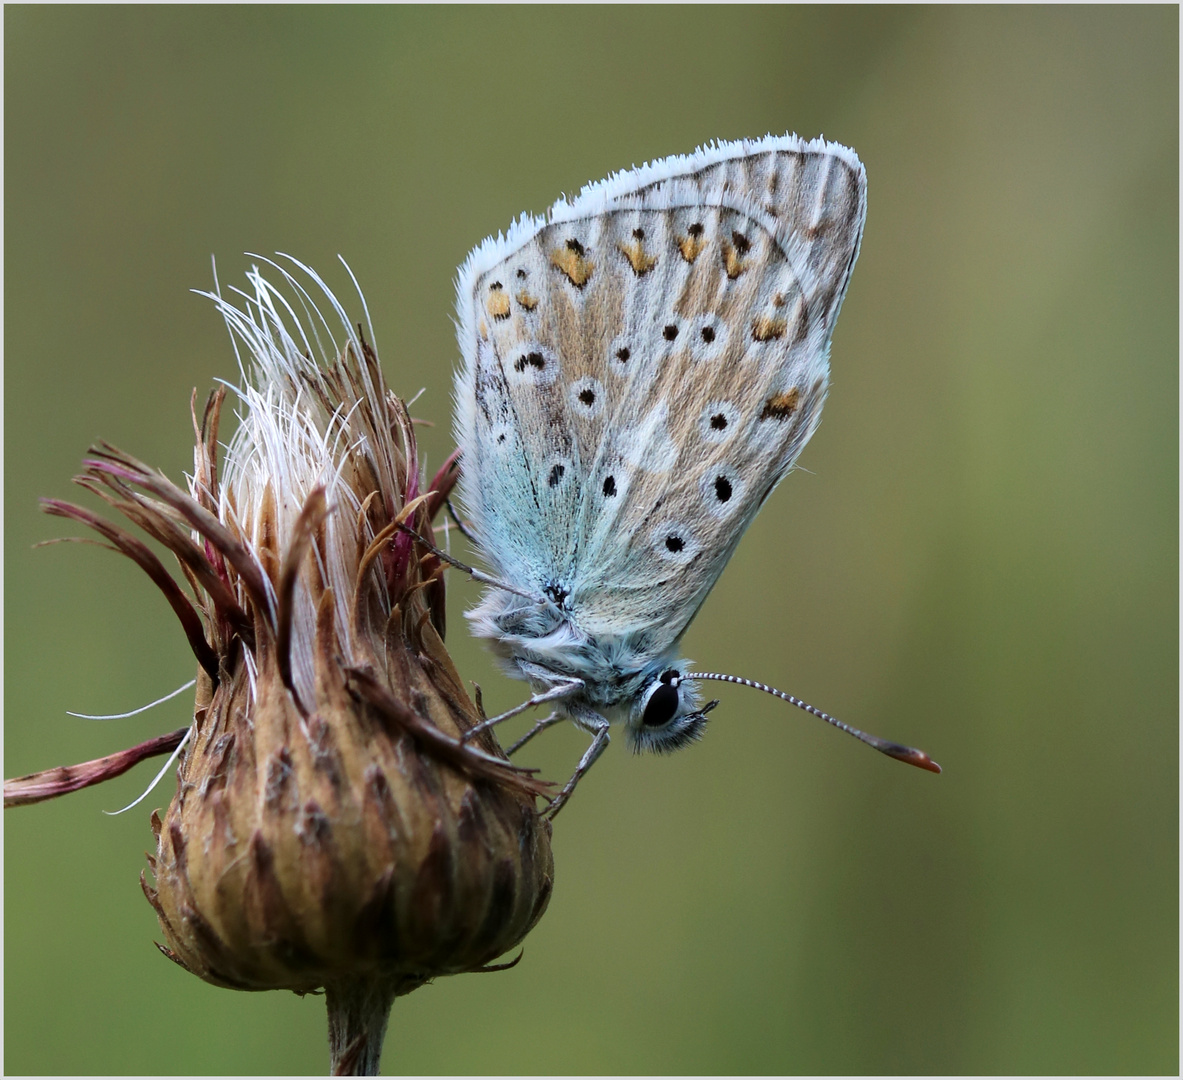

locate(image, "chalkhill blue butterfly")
(444, 133), (939, 816)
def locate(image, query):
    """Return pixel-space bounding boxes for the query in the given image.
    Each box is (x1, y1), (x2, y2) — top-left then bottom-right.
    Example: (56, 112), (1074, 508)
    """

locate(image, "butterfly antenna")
(681, 672), (941, 774)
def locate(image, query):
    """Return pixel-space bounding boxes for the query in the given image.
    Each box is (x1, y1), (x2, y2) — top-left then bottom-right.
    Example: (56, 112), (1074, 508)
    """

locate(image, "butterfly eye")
(641, 682), (680, 727)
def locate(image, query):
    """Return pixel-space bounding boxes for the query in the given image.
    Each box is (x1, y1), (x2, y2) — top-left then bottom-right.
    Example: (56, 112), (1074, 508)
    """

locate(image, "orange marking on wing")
(486, 283), (511, 320)
(760, 388), (800, 420)
(722, 241), (748, 279)
(751, 316), (788, 341)
(550, 242), (594, 288)
(618, 240), (657, 276)
(678, 232), (706, 263)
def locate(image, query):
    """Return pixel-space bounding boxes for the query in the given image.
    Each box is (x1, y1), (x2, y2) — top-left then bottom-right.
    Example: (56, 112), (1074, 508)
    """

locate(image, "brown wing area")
(564, 202), (833, 650)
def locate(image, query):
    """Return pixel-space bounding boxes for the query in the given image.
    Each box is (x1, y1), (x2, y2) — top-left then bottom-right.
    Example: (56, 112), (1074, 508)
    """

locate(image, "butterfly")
(446, 133), (938, 816)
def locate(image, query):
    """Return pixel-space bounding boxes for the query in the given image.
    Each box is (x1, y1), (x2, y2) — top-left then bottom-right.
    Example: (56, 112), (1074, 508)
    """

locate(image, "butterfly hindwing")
(455, 135), (866, 660)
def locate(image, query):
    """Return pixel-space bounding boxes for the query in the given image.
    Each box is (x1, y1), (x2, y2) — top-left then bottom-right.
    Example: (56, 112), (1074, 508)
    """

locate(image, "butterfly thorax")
(467, 587), (661, 713)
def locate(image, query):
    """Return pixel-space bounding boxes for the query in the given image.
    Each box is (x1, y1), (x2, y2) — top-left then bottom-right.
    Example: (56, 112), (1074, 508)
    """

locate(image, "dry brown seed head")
(126, 267), (554, 995)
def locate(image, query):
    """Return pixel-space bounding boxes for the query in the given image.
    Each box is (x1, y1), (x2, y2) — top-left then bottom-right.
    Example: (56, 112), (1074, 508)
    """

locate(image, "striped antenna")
(681, 672), (941, 774)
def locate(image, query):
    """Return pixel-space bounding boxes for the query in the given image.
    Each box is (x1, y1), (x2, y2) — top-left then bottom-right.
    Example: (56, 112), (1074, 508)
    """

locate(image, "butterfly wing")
(454, 134), (865, 661)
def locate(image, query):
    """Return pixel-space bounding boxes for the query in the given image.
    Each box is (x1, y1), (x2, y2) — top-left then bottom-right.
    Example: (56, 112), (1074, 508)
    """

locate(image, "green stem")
(325, 977), (399, 1076)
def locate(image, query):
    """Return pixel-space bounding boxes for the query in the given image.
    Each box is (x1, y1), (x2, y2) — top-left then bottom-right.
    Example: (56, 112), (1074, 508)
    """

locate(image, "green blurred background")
(5, 7), (1177, 1074)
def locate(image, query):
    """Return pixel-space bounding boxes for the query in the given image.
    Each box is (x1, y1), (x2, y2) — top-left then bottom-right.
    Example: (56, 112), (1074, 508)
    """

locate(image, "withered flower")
(5, 261), (554, 1075)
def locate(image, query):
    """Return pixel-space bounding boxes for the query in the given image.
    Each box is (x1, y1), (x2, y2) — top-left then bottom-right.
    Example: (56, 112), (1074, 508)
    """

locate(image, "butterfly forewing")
(456, 135), (866, 662)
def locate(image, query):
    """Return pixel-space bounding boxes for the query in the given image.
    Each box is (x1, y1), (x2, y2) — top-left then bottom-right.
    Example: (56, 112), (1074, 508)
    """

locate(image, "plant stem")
(326, 976), (399, 1075)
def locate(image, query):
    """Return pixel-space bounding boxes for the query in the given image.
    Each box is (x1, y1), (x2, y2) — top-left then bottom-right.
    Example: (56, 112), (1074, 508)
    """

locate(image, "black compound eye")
(642, 682), (680, 727)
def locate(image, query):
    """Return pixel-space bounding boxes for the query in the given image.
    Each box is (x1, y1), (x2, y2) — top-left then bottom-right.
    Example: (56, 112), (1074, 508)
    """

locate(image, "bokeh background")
(5, 7), (1177, 1075)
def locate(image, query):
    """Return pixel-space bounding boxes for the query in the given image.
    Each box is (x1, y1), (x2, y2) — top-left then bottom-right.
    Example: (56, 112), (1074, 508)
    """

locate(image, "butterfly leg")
(544, 716), (610, 820)
(444, 496), (477, 544)
(504, 710), (565, 756)
(461, 678), (582, 743)
(398, 524), (547, 604)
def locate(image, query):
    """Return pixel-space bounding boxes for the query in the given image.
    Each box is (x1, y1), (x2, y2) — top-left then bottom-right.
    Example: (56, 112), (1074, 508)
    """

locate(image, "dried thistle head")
(27, 261), (553, 1066)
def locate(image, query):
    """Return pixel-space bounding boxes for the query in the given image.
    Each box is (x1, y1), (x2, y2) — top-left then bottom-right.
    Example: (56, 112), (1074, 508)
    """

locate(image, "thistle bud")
(28, 263), (554, 1073)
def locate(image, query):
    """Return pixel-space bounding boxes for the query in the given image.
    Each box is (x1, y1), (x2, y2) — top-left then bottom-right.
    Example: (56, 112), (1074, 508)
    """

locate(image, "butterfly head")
(625, 665), (719, 754)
